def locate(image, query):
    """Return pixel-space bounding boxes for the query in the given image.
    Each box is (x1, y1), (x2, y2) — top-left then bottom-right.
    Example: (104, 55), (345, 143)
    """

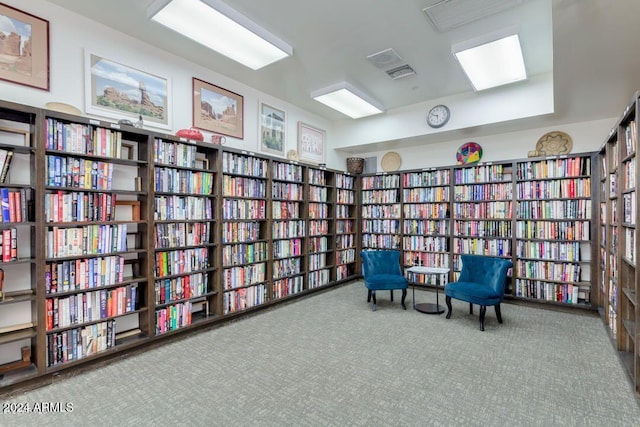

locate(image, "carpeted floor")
(2, 281), (639, 426)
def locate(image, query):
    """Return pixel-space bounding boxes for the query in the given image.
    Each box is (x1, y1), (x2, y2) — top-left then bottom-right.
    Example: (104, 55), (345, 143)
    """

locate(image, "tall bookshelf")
(220, 150), (269, 315)
(335, 172), (358, 281)
(514, 155), (593, 306)
(401, 168), (451, 284)
(0, 102), (38, 386)
(271, 159), (305, 299)
(152, 135), (218, 334)
(360, 173), (401, 250)
(599, 94), (640, 394)
(42, 112), (151, 370)
(451, 163), (513, 280)
(307, 167), (334, 289)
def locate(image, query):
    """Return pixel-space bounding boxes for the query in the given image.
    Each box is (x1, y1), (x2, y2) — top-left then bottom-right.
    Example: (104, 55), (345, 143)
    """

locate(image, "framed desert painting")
(193, 78), (244, 139)
(297, 122), (325, 164)
(0, 3), (49, 90)
(85, 51), (171, 129)
(259, 102), (285, 155)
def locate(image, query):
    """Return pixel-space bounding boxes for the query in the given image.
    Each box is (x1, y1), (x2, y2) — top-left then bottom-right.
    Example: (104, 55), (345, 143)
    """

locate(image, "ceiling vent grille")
(366, 48), (404, 69)
(386, 64), (416, 80)
(423, 0), (524, 33)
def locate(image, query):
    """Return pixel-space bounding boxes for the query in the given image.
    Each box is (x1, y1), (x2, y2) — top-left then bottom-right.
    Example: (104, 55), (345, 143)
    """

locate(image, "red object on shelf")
(175, 128), (204, 141)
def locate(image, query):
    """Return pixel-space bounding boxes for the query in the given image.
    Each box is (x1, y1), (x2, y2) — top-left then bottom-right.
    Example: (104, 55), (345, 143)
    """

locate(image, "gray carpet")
(2, 281), (639, 426)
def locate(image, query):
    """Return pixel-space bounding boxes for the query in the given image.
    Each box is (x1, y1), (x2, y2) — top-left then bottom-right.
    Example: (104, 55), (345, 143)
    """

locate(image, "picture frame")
(0, 3), (49, 91)
(297, 122), (325, 164)
(193, 78), (244, 139)
(84, 51), (171, 129)
(259, 102), (285, 155)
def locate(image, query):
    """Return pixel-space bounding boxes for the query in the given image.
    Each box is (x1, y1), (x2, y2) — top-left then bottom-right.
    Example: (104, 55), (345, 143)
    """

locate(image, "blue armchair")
(360, 250), (408, 311)
(444, 255), (513, 331)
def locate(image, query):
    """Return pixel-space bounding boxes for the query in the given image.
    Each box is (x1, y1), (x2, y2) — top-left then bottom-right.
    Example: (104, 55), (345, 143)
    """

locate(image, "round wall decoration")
(536, 131), (573, 155)
(456, 142), (483, 165)
(287, 149), (299, 161)
(44, 102), (82, 115)
(381, 151), (402, 172)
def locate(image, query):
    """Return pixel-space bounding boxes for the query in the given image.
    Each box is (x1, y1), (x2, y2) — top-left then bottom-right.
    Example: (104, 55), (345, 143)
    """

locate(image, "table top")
(406, 266), (450, 274)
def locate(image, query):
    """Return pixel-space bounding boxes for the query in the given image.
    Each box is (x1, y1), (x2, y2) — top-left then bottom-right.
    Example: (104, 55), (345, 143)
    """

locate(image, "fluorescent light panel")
(312, 83), (384, 119)
(148, 0), (292, 70)
(453, 33), (526, 91)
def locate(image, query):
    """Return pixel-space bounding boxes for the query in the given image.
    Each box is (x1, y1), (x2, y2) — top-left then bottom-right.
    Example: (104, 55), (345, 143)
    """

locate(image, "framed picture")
(259, 102), (285, 155)
(193, 78), (244, 139)
(0, 4), (49, 91)
(297, 122), (325, 164)
(84, 51), (171, 129)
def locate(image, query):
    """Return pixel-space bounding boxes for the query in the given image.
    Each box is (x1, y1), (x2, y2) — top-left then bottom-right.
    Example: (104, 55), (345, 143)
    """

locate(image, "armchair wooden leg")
(479, 306), (486, 331)
(401, 289), (407, 310)
(371, 291), (377, 311)
(495, 304), (503, 324)
(469, 303), (473, 315)
(445, 296), (452, 319)
(367, 289), (372, 302)
(390, 290), (394, 302)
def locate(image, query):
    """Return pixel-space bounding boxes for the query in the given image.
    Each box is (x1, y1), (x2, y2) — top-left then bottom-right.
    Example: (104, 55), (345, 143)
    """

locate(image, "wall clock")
(427, 104), (450, 128)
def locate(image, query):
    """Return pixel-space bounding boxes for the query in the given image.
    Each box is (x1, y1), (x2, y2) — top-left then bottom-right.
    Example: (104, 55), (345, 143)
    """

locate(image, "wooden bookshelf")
(334, 172), (359, 281)
(307, 166), (334, 289)
(360, 173), (402, 250)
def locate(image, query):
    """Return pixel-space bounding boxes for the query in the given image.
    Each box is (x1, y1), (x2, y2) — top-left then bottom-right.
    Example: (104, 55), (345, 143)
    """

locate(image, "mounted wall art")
(193, 77), (244, 139)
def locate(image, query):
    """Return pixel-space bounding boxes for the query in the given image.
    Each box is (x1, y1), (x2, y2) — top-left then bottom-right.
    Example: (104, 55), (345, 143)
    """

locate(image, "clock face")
(427, 104), (450, 128)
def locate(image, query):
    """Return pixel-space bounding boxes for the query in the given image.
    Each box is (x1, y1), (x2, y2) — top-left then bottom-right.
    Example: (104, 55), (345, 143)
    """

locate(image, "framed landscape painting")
(193, 78), (244, 139)
(84, 51), (171, 129)
(297, 122), (325, 164)
(0, 3), (49, 90)
(259, 102), (285, 155)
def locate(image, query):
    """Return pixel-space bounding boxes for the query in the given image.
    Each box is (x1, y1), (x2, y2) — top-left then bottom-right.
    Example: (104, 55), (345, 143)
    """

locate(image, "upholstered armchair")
(444, 254), (513, 331)
(360, 250), (408, 311)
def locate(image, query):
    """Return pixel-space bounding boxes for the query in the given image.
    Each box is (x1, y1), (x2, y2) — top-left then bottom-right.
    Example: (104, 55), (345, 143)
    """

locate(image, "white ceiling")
(45, 0), (640, 139)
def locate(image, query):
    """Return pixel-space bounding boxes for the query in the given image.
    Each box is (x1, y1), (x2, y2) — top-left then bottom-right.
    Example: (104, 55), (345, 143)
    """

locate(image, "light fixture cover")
(311, 83), (385, 119)
(148, 0), (292, 70)
(453, 33), (527, 91)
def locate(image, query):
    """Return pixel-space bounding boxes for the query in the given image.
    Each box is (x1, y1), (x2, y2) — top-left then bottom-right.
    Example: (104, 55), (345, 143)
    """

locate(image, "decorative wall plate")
(536, 131), (573, 155)
(44, 102), (82, 115)
(287, 149), (299, 161)
(381, 151), (401, 172)
(456, 142), (483, 165)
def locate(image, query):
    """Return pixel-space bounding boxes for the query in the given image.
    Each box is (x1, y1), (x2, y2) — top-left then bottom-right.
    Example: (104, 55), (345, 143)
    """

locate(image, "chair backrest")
(360, 250), (402, 277)
(458, 254), (513, 296)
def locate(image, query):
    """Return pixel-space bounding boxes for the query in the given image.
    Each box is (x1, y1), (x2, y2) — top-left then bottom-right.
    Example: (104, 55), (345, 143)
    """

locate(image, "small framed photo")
(193, 78), (244, 139)
(259, 102), (285, 156)
(0, 4), (49, 91)
(85, 51), (171, 129)
(297, 122), (325, 164)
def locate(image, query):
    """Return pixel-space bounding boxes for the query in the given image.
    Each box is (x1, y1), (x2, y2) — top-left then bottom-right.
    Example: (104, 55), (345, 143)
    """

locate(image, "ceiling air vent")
(366, 48), (404, 69)
(386, 65), (416, 80)
(423, 0), (524, 33)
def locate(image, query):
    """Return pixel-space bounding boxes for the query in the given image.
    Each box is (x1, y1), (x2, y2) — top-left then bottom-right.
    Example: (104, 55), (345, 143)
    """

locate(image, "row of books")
(404, 187), (450, 203)
(272, 220), (305, 239)
(222, 242), (268, 266)
(623, 120), (637, 157)
(45, 255), (126, 294)
(45, 191), (115, 223)
(221, 175), (266, 198)
(453, 220), (511, 237)
(0, 187), (28, 223)
(337, 264), (355, 280)
(46, 320), (116, 367)
(623, 193), (636, 224)
(309, 186), (328, 202)
(336, 248), (356, 265)
(453, 183), (512, 201)
(222, 152), (268, 177)
(403, 251), (449, 268)
(154, 273), (208, 304)
(272, 182), (304, 200)
(452, 201), (512, 219)
(454, 164), (509, 184)
(403, 236), (448, 252)
(336, 220), (354, 233)
(337, 189), (355, 204)
(362, 219), (400, 234)
(516, 260), (582, 283)
(516, 178), (591, 199)
(515, 241), (582, 262)
(46, 224), (128, 258)
(309, 219), (329, 236)
(309, 253), (327, 271)
(272, 276), (303, 299)
(272, 201), (300, 219)
(515, 220), (590, 240)
(222, 198), (266, 220)
(404, 219), (449, 236)
(625, 228), (635, 263)
(362, 204), (401, 218)
(308, 269), (331, 289)
(402, 170), (450, 187)
(273, 257), (302, 279)
(336, 204), (353, 218)
(0, 227), (17, 262)
(516, 199), (592, 220)
(308, 169), (328, 186)
(223, 263), (267, 290)
(0, 148), (14, 184)
(623, 157), (635, 190)
(222, 221), (262, 243)
(45, 119), (123, 158)
(154, 222), (210, 249)
(273, 238), (303, 259)
(516, 157), (591, 180)
(155, 167), (214, 195)
(47, 155), (114, 190)
(223, 284), (267, 314)
(154, 195), (213, 220)
(336, 234), (354, 249)
(452, 238), (511, 257)
(335, 173), (355, 189)
(155, 302), (192, 335)
(154, 247), (209, 277)
(361, 174), (400, 190)
(309, 202), (329, 218)
(153, 138), (198, 168)
(404, 203), (449, 219)
(361, 233), (400, 249)
(514, 279), (582, 304)
(272, 162), (303, 182)
(308, 236), (328, 253)
(361, 189), (399, 204)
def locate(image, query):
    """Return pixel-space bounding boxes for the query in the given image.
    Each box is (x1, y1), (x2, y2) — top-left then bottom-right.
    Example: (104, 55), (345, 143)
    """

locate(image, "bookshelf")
(599, 93), (639, 394)
(360, 173), (401, 250)
(307, 167), (334, 289)
(220, 150), (269, 314)
(271, 159), (305, 299)
(152, 135), (218, 334)
(514, 155), (593, 306)
(335, 172), (358, 281)
(42, 111), (151, 369)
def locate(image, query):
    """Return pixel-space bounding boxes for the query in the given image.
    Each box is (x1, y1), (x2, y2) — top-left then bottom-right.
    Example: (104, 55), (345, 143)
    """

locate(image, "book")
(0, 150), (14, 183)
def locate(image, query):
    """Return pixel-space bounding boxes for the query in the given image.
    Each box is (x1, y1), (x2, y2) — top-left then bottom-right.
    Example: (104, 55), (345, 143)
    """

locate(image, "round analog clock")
(427, 104), (450, 128)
